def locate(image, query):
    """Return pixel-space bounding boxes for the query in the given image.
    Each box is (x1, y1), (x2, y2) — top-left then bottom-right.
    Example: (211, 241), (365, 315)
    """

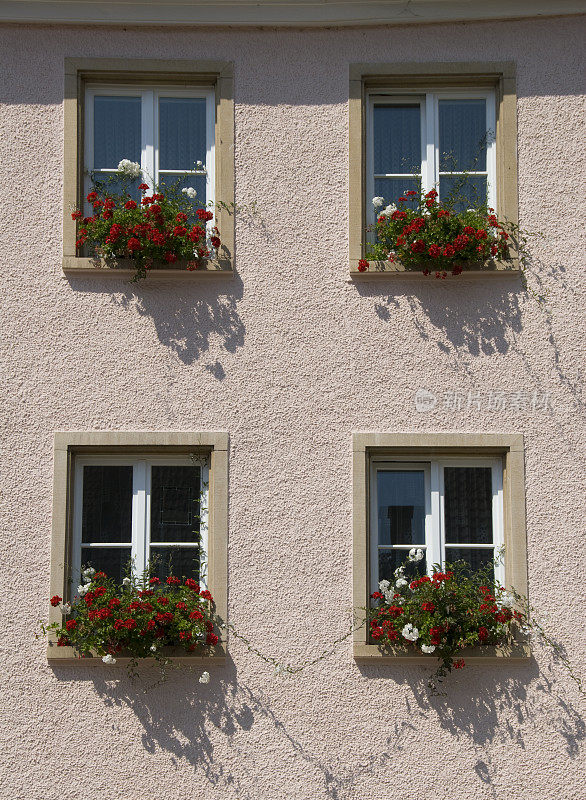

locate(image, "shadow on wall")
(356, 276), (524, 367)
(49, 650), (585, 800)
(65, 273), (246, 373)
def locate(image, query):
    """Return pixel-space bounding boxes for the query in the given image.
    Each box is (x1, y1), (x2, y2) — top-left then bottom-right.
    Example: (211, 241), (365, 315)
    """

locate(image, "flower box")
(62, 256), (233, 278)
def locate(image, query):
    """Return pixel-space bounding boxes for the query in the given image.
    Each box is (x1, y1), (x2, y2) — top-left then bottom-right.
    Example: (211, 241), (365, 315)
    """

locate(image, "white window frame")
(366, 88), (496, 228)
(369, 456), (504, 594)
(71, 454), (209, 592)
(84, 84), (215, 220)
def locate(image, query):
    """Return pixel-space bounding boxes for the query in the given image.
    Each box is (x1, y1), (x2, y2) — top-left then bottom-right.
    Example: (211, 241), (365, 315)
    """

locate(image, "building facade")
(1, 2), (585, 798)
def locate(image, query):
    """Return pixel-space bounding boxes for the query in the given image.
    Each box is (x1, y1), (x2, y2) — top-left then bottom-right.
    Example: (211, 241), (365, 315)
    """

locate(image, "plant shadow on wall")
(66, 274), (245, 375)
(358, 278), (523, 370)
(356, 655), (585, 776)
(49, 650), (585, 800)
(49, 659), (354, 800)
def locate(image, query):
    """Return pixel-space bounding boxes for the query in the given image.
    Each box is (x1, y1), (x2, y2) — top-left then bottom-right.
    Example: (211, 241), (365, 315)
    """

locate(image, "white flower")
(117, 159), (142, 178)
(122, 577), (131, 587)
(408, 548), (424, 562)
(372, 196), (385, 208)
(378, 580), (390, 592)
(82, 567), (95, 579)
(77, 584), (88, 596)
(383, 590), (394, 604)
(395, 578), (408, 589)
(196, 160), (204, 169)
(421, 644), (436, 654)
(378, 203), (397, 218)
(394, 566), (405, 578)
(59, 603), (71, 615)
(401, 623), (419, 642)
(102, 654), (117, 665)
(150, 644), (157, 652)
(199, 671), (210, 684)
(498, 592), (515, 609)
(181, 187), (197, 199)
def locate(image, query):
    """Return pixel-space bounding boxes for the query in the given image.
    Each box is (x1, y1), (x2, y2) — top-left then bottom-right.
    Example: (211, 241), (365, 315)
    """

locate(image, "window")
(352, 433), (529, 660)
(48, 432), (228, 661)
(63, 59), (234, 273)
(366, 90), (496, 224)
(84, 86), (215, 211)
(72, 455), (209, 588)
(349, 62), (518, 273)
(370, 456), (504, 593)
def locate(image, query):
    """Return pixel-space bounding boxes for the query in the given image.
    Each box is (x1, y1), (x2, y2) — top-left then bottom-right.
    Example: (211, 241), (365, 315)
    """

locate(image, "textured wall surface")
(0, 16), (585, 800)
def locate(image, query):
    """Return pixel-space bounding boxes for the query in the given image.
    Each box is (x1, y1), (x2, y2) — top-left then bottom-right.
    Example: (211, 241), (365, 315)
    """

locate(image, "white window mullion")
(429, 461), (442, 571)
(492, 460), (505, 585)
(142, 89), (155, 191)
(486, 92), (497, 211)
(199, 463), (210, 588)
(423, 92), (436, 193)
(71, 459), (84, 596)
(205, 89), (216, 229)
(365, 96), (375, 231)
(132, 460), (148, 579)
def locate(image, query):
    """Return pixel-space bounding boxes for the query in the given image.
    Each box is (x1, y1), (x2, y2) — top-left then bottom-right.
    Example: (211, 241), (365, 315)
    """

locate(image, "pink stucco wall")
(1, 15), (585, 800)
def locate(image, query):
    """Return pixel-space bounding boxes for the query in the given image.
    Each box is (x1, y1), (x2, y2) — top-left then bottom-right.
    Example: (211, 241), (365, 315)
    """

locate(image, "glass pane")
(378, 550), (427, 584)
(374, 177), (420, 210)
(150, 465), (201, 543)
(82, 465), (133, 543)
(374, 104), (421, 174)
(159, 97), (206, 170)
(444, 466), (493, 544)
(439, 174), (488, 212)
(93, 96), (141, 169)
(159, 173), (207, 208)
(439, 99), (487, 172)
(149, 546), (201, 582)
(80, 547), (131, 585)
(377, 470), (426, 545)
(444, 547), (495, 583)
(90, 172), (141, 202)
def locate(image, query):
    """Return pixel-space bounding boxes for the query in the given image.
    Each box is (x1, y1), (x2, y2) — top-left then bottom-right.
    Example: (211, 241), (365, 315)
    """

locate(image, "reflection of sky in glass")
(377, 470), (425, 545)
(374, 178), (420, 211)
(374, 105), (421, 174)
(439, 99), (487, 172)
(91, 173), (141, 202)
(439, 175), (488, 212)
(159, 97), (206, 170)
(94, 96), (141, 169)
(159, 173), (207, 209)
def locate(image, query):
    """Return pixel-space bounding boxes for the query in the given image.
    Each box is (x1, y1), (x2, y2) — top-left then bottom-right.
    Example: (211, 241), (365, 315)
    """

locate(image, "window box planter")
(353, 641), (530, 663)
(46, 640), (226, 665)
(350, 258), (521, 279)
(62, 256), (234, 278)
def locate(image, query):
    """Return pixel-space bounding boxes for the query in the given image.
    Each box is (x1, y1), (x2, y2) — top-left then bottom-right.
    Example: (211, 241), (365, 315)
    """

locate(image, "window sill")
(350, 259), (521, 279)
(353, 642), (531, 663)
(62, 256), (234, 278)
(47, 641), (227, 665)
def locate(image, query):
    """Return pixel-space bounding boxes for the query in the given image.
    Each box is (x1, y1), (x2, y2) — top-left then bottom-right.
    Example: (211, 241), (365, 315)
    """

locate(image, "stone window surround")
(352, 433), (530, 662)
(47, 431), (228, 664)
(63, 58), (234, 277)
(349, 61), (519, 278)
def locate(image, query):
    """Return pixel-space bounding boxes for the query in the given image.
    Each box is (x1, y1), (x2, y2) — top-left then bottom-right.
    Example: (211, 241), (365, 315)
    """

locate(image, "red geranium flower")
(50, 595), (62, 607)
(357, 259), (368, 272)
